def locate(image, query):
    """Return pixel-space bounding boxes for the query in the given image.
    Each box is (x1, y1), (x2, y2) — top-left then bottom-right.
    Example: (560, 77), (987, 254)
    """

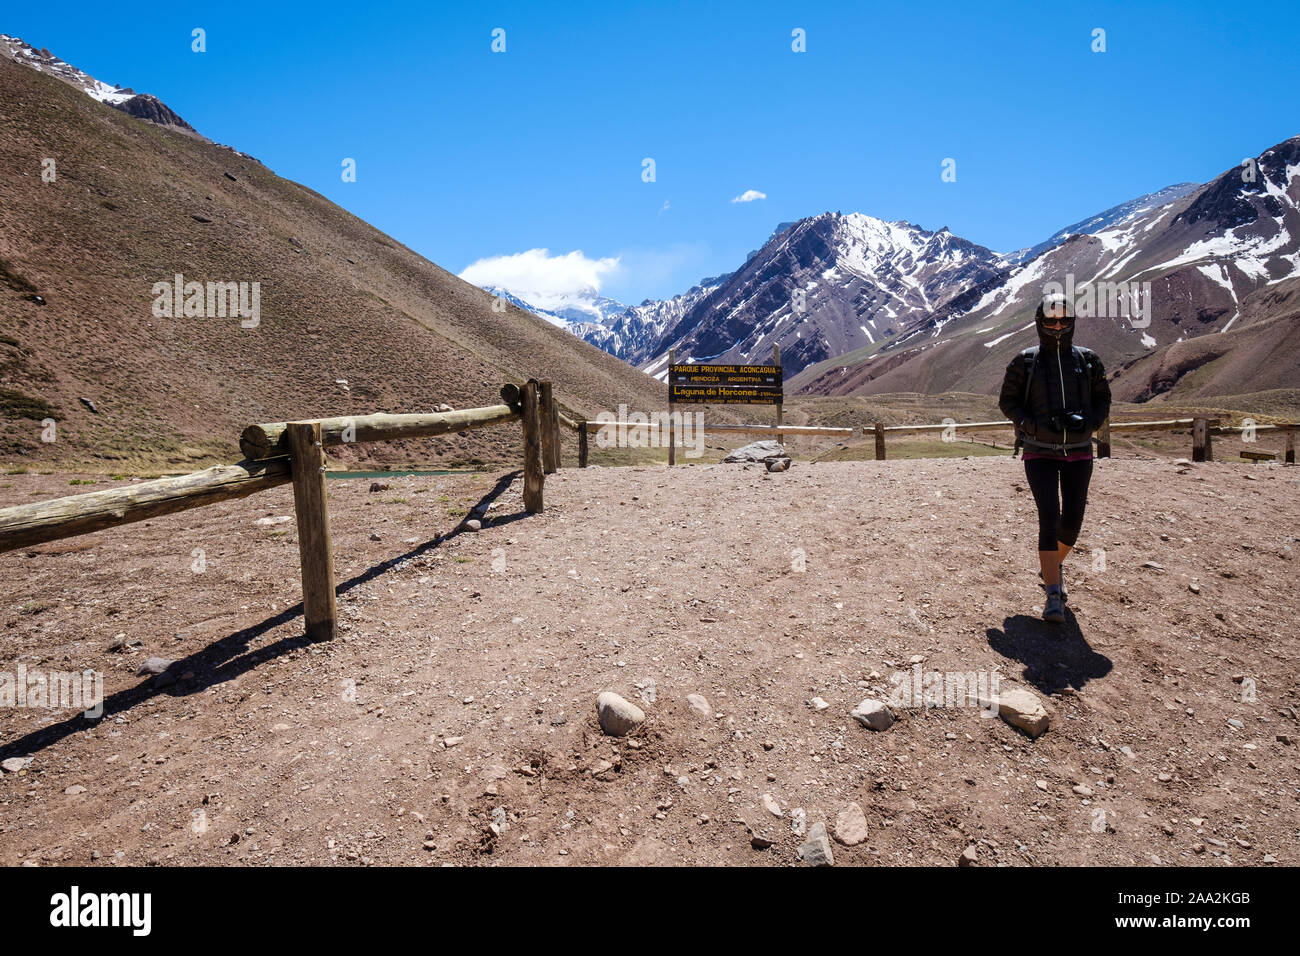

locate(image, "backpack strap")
(1020, 346), (1039, 411)
(1073, 346), (1094, 422)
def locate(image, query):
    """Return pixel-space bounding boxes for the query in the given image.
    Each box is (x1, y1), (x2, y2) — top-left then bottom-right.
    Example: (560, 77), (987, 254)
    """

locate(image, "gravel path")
(1, 457), (1296, 866)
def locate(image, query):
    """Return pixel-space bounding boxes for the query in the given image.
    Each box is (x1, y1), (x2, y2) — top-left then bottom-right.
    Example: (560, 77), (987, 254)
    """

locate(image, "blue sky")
(7, 1), (1299, 304)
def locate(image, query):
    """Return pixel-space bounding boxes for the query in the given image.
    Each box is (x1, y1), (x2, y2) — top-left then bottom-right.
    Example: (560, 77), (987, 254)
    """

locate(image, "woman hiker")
(998, 293), (1111, 624)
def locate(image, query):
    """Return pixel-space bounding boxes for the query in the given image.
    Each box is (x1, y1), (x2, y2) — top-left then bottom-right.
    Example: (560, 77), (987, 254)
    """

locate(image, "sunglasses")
(1041, 314), (1072, 327)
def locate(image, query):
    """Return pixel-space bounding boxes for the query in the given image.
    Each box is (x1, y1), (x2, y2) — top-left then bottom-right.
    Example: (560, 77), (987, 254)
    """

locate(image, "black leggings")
(1024, 457), (1093, 552)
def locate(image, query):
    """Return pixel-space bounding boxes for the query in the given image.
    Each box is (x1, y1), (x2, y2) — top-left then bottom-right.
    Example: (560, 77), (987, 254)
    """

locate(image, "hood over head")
(1035, 291), (1075, 348)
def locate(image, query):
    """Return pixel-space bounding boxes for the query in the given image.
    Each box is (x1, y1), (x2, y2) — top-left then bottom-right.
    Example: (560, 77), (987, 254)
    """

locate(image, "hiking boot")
(1038, 570), (1067, 603)
(1042, 585), (1066, 624)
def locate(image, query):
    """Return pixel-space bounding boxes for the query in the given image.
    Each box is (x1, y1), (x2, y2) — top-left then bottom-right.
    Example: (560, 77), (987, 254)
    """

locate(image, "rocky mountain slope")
(640, 214), (1004, 380)
(0, 49), (663, 470)
(791, 136), (1300, 407)
(2, 34), (198, 136)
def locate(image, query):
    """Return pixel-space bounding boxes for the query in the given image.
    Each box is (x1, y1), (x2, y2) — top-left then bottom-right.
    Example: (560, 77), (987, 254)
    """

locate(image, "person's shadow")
(986, 609), (1112, 695)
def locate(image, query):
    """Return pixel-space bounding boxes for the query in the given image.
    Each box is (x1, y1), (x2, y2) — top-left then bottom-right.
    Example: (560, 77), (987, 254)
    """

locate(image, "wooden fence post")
(286, 422), (337, 642)
(668, 348), (676, 467)
(874, 422), (886, 461)
(579, 420), (589, 468)
(1193, 417), (1209, 462)
(1097, 419), (1111, 459)
(522, 380), (545, 513)
(774, 343), (783, 446)
(1286, 425), (1296, 465)
(539, 381), (558, 474)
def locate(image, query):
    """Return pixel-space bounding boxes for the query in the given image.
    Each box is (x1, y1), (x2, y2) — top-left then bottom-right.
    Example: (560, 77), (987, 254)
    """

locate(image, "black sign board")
(669, 385), (783, 405)
(668, 363), (781, 388)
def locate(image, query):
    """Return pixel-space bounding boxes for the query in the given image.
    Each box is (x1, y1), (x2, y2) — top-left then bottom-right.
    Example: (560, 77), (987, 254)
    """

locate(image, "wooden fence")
(0, 380), (565, 642)
(1, 387), (1292, 641)
(563, 414), (1296, 465)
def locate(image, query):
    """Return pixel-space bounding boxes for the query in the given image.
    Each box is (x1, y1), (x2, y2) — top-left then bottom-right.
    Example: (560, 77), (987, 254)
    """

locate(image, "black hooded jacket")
(998, 323), (1111, 453)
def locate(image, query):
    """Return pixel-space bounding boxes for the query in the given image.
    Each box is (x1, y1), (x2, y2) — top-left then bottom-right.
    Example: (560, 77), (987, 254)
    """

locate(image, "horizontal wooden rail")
(241, 405), (519, 460)
(0, 458), (291, 554)
(581, 421), (853, 438)
(880, 420), (1011, 433)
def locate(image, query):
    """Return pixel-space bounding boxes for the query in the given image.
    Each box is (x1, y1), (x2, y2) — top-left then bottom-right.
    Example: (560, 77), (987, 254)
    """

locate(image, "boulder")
(834, 803), (869, 846)
(596, 692), (644, 736)
(850, 698), (895, 731)
(722, 441), (786, 463)
(797, 822), (834, 866)
(685, 693), (712, 718)
(989, 686), (1051, 738)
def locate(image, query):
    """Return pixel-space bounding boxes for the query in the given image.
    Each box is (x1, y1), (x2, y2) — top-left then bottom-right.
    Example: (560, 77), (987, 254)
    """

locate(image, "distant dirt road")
(1, 457), (1296, 866)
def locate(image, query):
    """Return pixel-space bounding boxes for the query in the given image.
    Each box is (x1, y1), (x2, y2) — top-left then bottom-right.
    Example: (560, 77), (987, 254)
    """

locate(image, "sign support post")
(668, 348), (676, 467)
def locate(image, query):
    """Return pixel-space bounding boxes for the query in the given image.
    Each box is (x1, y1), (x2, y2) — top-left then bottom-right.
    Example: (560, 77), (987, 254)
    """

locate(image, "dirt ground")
(1, 455), (1297, 866)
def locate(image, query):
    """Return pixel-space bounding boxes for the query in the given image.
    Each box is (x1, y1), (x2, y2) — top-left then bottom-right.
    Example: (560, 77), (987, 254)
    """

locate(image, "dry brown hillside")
(0, 55), (663, 471)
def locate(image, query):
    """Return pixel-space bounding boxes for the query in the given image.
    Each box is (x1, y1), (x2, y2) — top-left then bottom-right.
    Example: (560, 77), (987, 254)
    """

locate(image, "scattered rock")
(797, 822), (834, 866)
(435, 403), (455, 413)
(463, 519), (482, 532)
(808, 696), (830, 711)
(368, 482), (390, 493)
(1142, 560), (1165, 571)
(64, 785), (86, 795)
(223, 171), (238, 181)
(78, 397), (98, 414)
(765, 456), (791, 473)
(255, 515), (292, 527)
(850, 698), (895, 731)
(1072, 784), (1094, 797)
(762, 793), (783, 818)
(722, 440), (786, 464)
(988, 686), (1050, 738)
(1, 757), (31, 773)
(137, 657), (178, 676)
(958, 845), (979, 867)
(596, 691), (644, 736)
(833, 803), (868, 846)
(685, 693), (712, 718)
(369, 531), (382, 542)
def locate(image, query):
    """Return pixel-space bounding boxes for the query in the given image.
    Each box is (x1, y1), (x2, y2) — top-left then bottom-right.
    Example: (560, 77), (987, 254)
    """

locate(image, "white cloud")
(731, 189), (767, 203)
(459, 248), (621, 312)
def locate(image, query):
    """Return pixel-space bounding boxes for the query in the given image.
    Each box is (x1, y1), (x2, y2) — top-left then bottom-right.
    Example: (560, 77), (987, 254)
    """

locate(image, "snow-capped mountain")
(598, 277), (727, 363)
(999, 182), (1201, 266)
(639, 213), (1005, 380)
(478, 285), (631, 353)
(2, 34), (198, 135)
(792, 134), (1300, 403)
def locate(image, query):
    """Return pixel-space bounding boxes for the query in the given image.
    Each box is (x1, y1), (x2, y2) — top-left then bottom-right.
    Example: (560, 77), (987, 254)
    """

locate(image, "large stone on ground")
(797, 822), (834, 866)
(685, 694), (712, 718)
(596, 692), (645, 736)
(850, 698), (895, 731)
(991, 686), (1051, 738)
(834, 803), (869, 846)
(722, 441), (786, 463)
